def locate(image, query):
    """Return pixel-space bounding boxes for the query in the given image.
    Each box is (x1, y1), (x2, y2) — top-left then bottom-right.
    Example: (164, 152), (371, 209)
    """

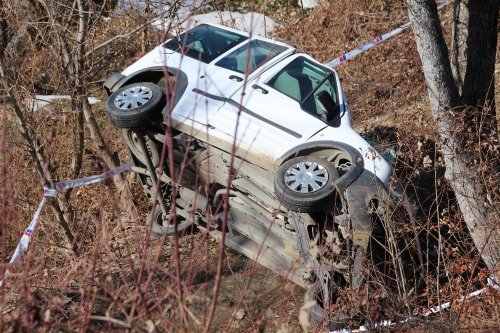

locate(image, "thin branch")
(85, 19), (153, 58)
(88, 316), (132, 329)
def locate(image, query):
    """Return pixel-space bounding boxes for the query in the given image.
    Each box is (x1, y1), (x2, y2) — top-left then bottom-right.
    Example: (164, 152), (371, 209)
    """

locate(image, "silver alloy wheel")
(285, 161), (329, 193)
(113, 86), (153, 110)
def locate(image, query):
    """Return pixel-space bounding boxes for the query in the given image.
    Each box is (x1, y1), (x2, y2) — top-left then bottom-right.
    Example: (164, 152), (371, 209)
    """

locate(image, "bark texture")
(452, 0), (499, 106)
(406, 0), (500, 275)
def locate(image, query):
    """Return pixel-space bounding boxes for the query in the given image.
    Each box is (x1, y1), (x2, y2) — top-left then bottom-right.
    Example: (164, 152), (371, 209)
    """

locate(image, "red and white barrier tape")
(0, 163), (133, 287)
(325, 0), (452, 68)
(55, 163), (134, 191)
(330, 278), (500, 333)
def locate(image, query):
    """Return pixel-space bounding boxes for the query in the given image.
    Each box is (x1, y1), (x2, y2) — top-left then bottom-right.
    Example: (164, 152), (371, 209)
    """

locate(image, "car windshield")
(163, 24), (247, 63)
(215, 39), (288, 74)
(267, 57), (339, 121)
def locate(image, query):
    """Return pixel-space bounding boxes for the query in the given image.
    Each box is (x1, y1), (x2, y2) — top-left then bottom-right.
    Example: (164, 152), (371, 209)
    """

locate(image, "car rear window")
(164, 24), (247, 63)
(215, 39), (288, 74)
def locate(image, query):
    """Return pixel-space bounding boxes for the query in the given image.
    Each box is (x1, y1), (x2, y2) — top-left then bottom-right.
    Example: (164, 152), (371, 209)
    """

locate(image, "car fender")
(103, 72), (126, 95)
(104, 66), (189, 113)
(346, 170), (390, 249)
(277, 140), (364, 192)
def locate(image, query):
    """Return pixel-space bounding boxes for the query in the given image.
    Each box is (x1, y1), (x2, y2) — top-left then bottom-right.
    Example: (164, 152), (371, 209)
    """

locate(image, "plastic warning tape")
(0, 163), (133, 287)
(55, 163), (133, 191)
(0, 193), (53, 287)
(325, 0), (452, 69)
(329, 278), (500, 333)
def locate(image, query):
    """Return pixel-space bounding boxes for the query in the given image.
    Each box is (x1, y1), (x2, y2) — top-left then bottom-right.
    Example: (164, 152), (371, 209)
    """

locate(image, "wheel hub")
(114, 86), (153, 110)
(285, 161), (329, 193)
(300, 172), (313, 181)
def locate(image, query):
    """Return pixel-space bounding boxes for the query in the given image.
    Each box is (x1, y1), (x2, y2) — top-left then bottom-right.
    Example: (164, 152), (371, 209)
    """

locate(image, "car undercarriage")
(121, 122), (398, 326)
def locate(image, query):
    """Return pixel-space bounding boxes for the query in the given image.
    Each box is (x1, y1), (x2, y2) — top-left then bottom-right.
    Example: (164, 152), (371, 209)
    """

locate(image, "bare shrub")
(1, 1), (498, 332)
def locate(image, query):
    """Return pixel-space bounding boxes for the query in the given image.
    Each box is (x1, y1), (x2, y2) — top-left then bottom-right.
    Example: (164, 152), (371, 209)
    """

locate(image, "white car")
(104, 23), (395, 325)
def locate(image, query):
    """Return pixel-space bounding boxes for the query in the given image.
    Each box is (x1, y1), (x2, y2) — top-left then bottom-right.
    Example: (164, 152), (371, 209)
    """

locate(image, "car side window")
(302, 75), (338, 120)
(164, 24), (247, 63)
(215, 40), (288, 74)
(267, 57), (339, 121)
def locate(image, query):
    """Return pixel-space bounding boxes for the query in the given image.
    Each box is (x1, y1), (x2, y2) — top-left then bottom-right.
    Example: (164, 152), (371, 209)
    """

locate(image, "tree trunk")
(75, 0), (137, 220)
(406, 0), (500, 276)
(452, 0), (499, 107)
(0, 1), (76, 252)
(71, 0), (88, 177)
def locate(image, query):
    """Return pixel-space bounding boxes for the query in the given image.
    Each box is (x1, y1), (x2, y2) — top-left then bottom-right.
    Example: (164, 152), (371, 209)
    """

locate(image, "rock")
(234, 308), (245, 320)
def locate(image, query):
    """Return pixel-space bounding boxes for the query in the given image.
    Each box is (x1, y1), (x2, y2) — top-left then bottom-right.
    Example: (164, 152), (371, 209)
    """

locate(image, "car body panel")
(115, 23), (391, 182)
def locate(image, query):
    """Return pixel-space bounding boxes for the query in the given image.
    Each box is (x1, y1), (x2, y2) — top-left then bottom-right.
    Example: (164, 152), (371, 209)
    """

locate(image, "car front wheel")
(274, 156), (337, 212)
(106, 82), (165, 128)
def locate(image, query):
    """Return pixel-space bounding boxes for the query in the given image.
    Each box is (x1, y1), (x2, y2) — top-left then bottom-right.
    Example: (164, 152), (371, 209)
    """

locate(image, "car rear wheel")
(304, 281), (328, 327)
(122, 129), (160, 167)
(274, 156), (337, 212)
(106, 82), (165, 128)
(149, 204), (193, 237)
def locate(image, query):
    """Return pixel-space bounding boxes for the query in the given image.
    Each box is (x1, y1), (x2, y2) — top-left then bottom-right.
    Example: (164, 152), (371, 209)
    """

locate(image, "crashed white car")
(104, 23), (395, 324)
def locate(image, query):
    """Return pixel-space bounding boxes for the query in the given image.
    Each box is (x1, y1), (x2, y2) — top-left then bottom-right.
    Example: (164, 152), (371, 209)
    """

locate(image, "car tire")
(122, 129), (160, 167)
(106, 82), (165, 128)
(304, 281), (327, 327)
(274, 156), (337, 212)
(149, 205), (193, 237)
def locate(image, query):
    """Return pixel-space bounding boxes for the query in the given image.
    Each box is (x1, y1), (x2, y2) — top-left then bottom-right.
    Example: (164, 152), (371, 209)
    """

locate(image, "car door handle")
(229, 75), (243, 82)
(252, 84), (268, 94)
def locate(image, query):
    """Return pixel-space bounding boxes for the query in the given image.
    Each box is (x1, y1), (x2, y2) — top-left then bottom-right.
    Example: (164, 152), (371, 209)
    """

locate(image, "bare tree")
(0, 0), (76, 250)
(8, 0), (139, 219)
(0, 0), (191, 247)
(405, 0), (499, 275)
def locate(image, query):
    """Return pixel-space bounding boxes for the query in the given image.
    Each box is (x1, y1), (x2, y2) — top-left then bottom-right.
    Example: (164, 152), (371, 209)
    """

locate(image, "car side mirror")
(316, 91), (341, 127)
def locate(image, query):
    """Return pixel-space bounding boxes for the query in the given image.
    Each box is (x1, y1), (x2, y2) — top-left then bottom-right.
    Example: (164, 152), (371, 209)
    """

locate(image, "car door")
(190, 37), (296, 151)
(185, 35), (293, 137)
(207, 54), (332, 164)
(195, 36), (293, 101)
(154, 24), (249, 127)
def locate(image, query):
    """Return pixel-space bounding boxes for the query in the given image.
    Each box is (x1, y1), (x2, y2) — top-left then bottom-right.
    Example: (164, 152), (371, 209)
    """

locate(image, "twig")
(88, 315), (132, 329)
(85, 15), (172, 58)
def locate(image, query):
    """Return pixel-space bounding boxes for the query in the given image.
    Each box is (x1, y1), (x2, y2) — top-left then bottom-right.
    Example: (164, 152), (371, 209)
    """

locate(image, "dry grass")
(0, 0), (499, 332)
